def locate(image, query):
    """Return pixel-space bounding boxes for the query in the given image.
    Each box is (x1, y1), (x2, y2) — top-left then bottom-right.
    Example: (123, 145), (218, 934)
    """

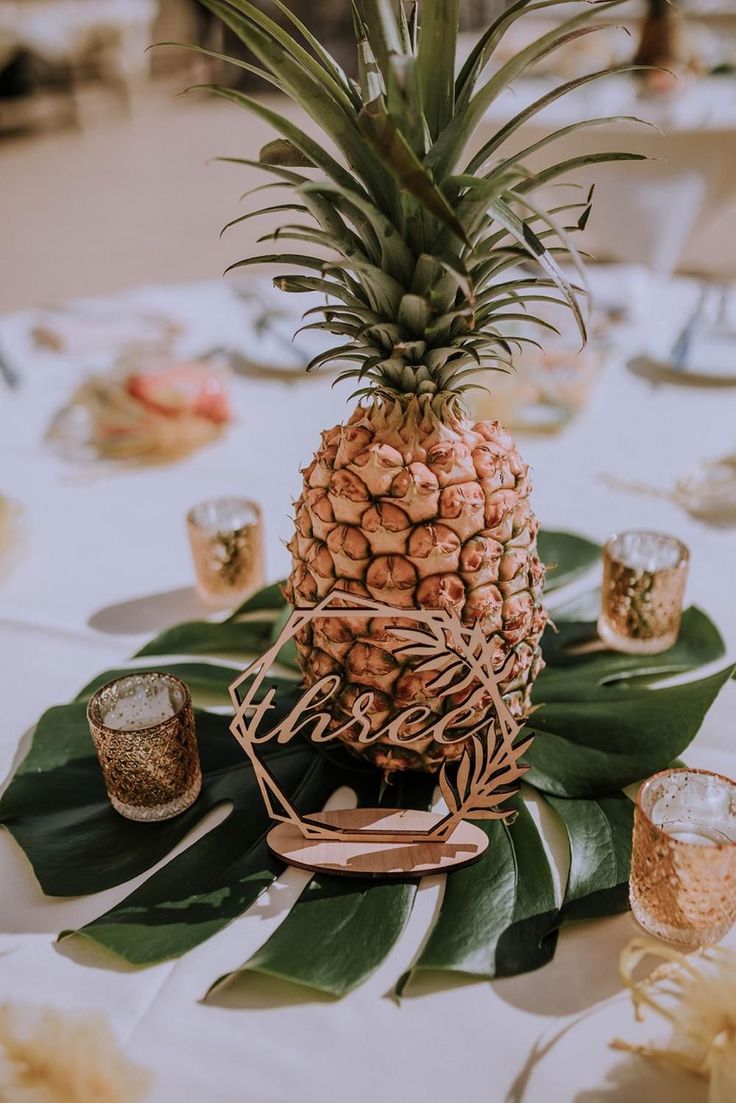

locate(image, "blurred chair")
(0, 0), (159, 131)
(532, 121), (736, 279)
(474, 78), (736, 280)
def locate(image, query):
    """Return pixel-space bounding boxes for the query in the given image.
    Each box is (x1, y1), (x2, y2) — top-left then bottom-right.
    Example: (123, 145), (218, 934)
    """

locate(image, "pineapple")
(191, 0), (643, 771)
(287, 400), (544, 771)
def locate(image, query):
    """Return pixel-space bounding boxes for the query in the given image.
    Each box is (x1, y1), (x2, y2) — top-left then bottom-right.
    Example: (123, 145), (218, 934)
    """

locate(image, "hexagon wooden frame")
(229, 589), (534, 856)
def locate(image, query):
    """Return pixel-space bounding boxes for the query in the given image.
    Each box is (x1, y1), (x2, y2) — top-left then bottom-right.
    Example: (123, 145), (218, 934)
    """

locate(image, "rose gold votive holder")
(87, 673), (201, 822)
(630, 768), (736, 948)
(597, 530), (689, 654)
(187, 497), (264, 607)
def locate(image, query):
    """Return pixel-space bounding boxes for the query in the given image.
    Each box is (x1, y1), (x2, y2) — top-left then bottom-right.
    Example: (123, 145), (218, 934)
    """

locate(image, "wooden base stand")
(266, 808), (489, 879)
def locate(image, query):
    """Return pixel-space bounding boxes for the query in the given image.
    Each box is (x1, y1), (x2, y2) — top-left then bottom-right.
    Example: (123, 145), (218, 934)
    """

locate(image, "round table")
(0, 268), (733, 1102)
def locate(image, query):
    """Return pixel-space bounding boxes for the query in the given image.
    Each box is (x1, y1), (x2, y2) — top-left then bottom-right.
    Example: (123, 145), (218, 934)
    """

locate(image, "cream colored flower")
(613, 937), (736, 1103)
(0, 1003), (151, 1103)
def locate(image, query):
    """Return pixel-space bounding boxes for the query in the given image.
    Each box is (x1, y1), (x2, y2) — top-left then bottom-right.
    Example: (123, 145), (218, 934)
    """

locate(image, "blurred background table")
(0, 267), (734, 1101)
(0, 0), (158, 127)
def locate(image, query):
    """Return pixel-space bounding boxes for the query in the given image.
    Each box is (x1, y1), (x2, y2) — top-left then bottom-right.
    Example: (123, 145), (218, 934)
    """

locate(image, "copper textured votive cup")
(630, 768), (736, 948)
(87, 673), (202, 822)
(187, 497), (264, 607)
(597, 530), (690, 654)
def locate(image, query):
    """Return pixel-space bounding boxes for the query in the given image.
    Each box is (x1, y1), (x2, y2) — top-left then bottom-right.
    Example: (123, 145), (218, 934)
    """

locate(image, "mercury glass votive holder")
(187, 497), (264, 607)
(630, 768), (736, 948)
(597, 530), (690, 654)
(87, 673), (201, 822)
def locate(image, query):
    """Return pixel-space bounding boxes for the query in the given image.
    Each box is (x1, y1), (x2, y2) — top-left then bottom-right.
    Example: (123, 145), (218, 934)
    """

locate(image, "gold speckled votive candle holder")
(187, 497), (264, 607)
(598, 530), (689, 654)
(87, 672), (201, 822)
(630, 768), (736, 948)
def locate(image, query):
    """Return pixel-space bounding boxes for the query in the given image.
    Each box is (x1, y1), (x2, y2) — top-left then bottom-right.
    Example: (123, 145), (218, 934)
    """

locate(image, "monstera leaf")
(1, 691), (354, 964)
(396, 796), (558, 995)
(548, 793), (633, 924)
(537, 530), (600, 592)
(210, 772), (437, 1001)
(525, 610), (730, 798)
(0, 532), (732, 1000)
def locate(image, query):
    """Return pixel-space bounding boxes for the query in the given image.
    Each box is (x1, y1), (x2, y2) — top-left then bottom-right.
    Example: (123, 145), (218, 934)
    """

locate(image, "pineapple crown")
(176, 0), (649, 406)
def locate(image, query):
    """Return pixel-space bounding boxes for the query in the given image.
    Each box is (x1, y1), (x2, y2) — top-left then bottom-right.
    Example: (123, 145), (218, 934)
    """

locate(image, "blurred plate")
(228, 284), (339, 379)
(628, 354), (736, 388)
(31, 306), (180, 363)
(211, 348), (341, 384)
(676, 454), (736, 525)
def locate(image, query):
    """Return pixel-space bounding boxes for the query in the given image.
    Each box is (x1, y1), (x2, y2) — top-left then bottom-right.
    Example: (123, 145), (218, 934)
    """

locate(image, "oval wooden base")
(266, 808), (489, 879)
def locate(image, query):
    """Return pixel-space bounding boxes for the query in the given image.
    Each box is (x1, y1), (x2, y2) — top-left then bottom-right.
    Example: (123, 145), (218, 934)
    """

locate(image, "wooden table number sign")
(229, 590), (534, 878)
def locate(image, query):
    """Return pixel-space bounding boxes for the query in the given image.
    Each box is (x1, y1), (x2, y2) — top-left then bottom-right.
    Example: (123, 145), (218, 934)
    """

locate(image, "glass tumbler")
(630, 768), (736, 948)
(187, 496), (264, 607)
(598, 531), (689, 654)
(87, 672), (201, 822)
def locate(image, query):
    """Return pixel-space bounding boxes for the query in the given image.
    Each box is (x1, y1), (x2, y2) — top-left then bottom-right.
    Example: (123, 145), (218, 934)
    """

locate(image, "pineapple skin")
(285, 395), (547, 773)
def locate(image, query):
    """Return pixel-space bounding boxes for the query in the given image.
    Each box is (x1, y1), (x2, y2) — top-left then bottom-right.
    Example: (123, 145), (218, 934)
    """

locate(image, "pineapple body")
(286, 396), (547, 773)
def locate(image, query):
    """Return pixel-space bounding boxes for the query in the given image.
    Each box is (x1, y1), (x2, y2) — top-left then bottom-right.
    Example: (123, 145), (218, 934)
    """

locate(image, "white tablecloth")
(0, 269), (734, 1103)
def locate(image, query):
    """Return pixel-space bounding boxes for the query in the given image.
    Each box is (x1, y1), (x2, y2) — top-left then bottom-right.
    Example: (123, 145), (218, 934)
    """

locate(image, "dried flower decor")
(613, 937), (736, 1103)
(0, 1003), (151, 1103)
(46, 359), (231, 465)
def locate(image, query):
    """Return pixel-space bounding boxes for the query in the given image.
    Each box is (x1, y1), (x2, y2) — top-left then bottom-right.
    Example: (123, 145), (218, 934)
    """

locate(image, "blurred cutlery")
(0, 346), (19, 390)
(670, 284), (708, 371)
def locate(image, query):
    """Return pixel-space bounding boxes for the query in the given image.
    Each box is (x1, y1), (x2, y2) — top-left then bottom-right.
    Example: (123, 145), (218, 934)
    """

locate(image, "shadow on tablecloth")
(88, 586), (210, 636)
